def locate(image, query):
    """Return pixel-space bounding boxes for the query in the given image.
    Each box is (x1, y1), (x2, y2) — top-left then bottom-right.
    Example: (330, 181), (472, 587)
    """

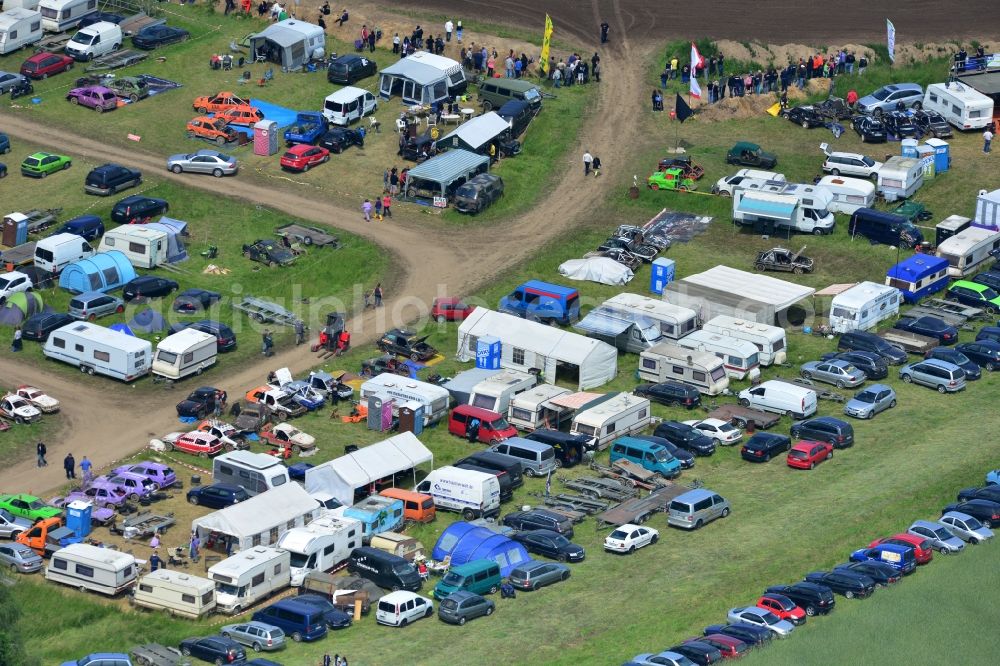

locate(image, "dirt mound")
(698, 94), (779, 123)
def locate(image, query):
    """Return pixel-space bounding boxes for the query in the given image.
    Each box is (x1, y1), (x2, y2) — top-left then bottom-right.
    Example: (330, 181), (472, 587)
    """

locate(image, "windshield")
(216, 582), (241, 596)
(871, 88), (892, 101)
(639, 322), (661, 343)
(1, 509), (15, 521)
(488, 417), (510, 430)
(718, 423), (736, 433)
(861, 156), (876, 167)
(964, 516), (983, 529)
(442, 571), (466, 586)
(950, 352), (971, 364)
(523, 88), (541, 102)
(653, 448), (672, 462)
(574, 424), (596, 436)
(70, 33), (95, 45)
(455, 185), (476, 198)
(26, 500), (44, 510)
(932, 527), (953, 539)
(855, 391), (877, 404)
(392, 563), (415, 575)
(288, 552), (311, 568)
(157, 351), (179, 364)
(760, 611), (780, 624)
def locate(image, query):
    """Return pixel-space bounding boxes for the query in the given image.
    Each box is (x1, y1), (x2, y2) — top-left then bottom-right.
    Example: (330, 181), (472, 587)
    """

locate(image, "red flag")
(690, 43), (704, 98)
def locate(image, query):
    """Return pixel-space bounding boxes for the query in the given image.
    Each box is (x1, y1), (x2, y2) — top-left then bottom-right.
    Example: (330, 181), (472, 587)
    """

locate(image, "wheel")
(129, 493), (139, 501)
(721, 507), (730, 518)
(212, 168), (223, 178)
(80, 364), (88, 373)
(835, 380), (845, 389)
(524, 468), (536, 477)
(436, 315), (446, 323)
(694, 520), (703, 529)
(813, 227), (824, 235)
(458, 616), (466, 625)
(650, 534), (658, 544)
(199, 451), (208, 458)
(171, 164), (183, 174)
(809, 462), (815, 469)
(650, 183), (660, 190)
(215, 136), (225, 146)
(754, 263), (765, 271)
(410, 352), (420, 361)
(801, 120), (810, 129)
(187, 131), (196, 139)
(96, 105), (104, 113)
(486, 605), (494, 616)
(866, 411), (873, 420)
(793, 266), (804, 275)
(627, 545), (635, 554)
(679, 185), (689, 192)
(181, 647), (192, 656)
(268, 260), (276, 268)
(87, 366), (95, 375)
(845, 590), (854, 599)
(557, 553), (567, 562)
(41, 73), (48, 79)
(739, 398), (751, 407)
(462, 508), (475, 520)
(252, 642), (263, 652)
(303, 236), (313, 246)
(116, 305), (124, 313)
(901, 374), (912, 383)
(912, 101), (922, 110)
(399, 618), (408, 627)
(214, 658), (223, 666)
(69, 96), (78, 104)
(129, 94), (138, 103)
(63, 161), (71, 170)
(830, 169), (840, 176)
(719, 191), (731, 197)
(805, 606), (816, 616)
(489, 584), (498, 594)
(198, 106), (208, 114)
(291, 632), (303, 642)
(988, 306), (998, 315)
(764, 453), (771, 462)
(983, 519), (993, 528)
(303, 163), (310, 172)
(989, 363), (997, 372)
(801, 371), (812, 380)
(937, 385), (947, 393)
(9, 563), (17, 572)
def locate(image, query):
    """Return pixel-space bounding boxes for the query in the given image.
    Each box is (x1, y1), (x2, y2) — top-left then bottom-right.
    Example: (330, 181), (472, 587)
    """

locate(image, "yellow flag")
(766, 102), (782, 117)
(540, 14), (553, 74)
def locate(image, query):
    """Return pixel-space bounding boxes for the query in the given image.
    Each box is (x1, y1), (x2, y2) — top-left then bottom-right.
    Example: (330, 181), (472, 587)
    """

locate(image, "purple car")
(83, 480), (130, 509)
(66, 85), (118, 112)
(114, 461), (176, 490)
(47, 493), (117, 524)
(99, 472), (156, 500)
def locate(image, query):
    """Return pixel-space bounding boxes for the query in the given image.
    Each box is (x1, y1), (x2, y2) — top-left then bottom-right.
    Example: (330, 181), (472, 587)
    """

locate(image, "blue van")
(849, 543), (916, 575)
(848, 208), (924, 248)
(252, 598), (329, 642)
(56, 215), (105, 242)
(499, 280), (580, 326)
(609, 436), (682, 479)
(432, 559), (502, 599)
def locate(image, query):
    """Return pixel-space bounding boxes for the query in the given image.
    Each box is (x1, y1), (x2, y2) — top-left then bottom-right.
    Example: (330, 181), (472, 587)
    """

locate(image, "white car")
(0, 271), (33, 305)
(604, 523), (659, 554)
(682, 418), (743, 445)
(14, 385), (60, 413)
(821, 143), (882, 179)
(712, 168), (785, 196)
(375, 591), (434, 627)
(726, 606), (796, 637)
(195, 420), (245, 450)
(0, 394), (41, 424)
(939, 511), (995, 544)
(266, 423), (316, 451)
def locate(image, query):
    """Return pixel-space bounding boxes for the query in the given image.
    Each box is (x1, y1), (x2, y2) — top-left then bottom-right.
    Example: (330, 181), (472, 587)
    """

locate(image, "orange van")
(379, 488), (436, 524)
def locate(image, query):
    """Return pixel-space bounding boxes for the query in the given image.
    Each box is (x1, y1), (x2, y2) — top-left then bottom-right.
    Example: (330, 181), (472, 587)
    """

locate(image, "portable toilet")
(925, 138), (950, 173)
(65, 499), (93, 539)
(916, 144), (936, 179)
(975, 189), (1000, 231)
(476, 335), (501, 369)
(253, 119), (278, 156)
(650, 257), (676, 295)
(901, 138), (919, 158)
(398, 401), (424, 435)
(2, 213), (29, 247)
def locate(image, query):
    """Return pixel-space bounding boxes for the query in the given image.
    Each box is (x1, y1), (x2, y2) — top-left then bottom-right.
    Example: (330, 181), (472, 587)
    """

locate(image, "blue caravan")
(343, 495), (404, 541)
(885, 254), (950, 304)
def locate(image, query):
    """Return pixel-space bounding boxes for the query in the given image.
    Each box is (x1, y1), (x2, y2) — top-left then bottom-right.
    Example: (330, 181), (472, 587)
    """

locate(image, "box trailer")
(132, 569), (216, 619)
(468, 368), (537, 414)
(208, 546), (291, 614)
(829, 281), (902, 333)
(43, 321), (151, 381)
(46, 542), (137, 596)
(97, 226), (168, 269)
(701, 315), (788, 366)
(277, 515), (363, 586)
(359, 373), (450, 425)
(152, 328), (217, 380)
(637, 342), (730, 396)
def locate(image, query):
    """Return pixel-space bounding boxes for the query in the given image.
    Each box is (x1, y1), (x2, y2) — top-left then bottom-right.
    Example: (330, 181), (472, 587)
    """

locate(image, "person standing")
(374, 197), (384, 221)
(660, 64), (669, 88)
(583, 150), (593, 175)
(504, 55), (514, 78)
(858, 55), (868, 76)
(445, 18), (453, 42)
(11, 326), (22, 352)
(64, 452), (76, 480)
(294, 319), (305, 345)
(717, 53), (725, 77)
(984, 126), (994, 154)
(80, 455), (93, 484)
(392, 33), (400, 54)
(382, 193), (393, 218)
(600, 21), (609, 44)
(149, 550), (161, 572)
(189, 531), (200, 561)
(362, 198), (373, 221)
(670, 55), (679, 79)
(374, 283), (384, 307)
(456, 20), (462, 43)
(367, 30), (376, 53)
(591, 156), (602, 177)
(37, 441), (47, 467)
(150, 532), (160, 551)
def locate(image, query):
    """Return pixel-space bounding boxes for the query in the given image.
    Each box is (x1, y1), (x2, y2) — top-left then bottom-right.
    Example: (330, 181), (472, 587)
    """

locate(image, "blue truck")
(498, 280), (581, 325)
(283, 112), (328, 147)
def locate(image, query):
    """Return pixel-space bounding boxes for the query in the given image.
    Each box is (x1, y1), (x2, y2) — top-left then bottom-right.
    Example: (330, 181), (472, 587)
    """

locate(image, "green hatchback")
(946, 280), (1000, 314)
(20, 151), (71, 178)
(0, 493), (61, 521)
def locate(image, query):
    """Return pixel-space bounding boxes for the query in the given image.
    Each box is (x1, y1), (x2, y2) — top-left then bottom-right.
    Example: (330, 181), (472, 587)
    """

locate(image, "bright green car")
(0, 493), (61, 521)
(648, 167), (697, 191)
(20, 151), (71, 178)
(946, 280), (1000, 314)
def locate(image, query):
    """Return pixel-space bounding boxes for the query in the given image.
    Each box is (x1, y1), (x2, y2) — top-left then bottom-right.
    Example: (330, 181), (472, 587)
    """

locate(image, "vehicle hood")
(284, 430), (315, 446)
(844, 398), (872, 412)
(26, 394), (59, 410)
(8, 403), (40, 418)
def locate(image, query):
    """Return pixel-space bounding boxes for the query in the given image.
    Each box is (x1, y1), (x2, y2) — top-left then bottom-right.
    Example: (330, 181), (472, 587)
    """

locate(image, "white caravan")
(208, 546), (291, 614)
(702, 315), (788, 366)
(277, 515), (363, 586)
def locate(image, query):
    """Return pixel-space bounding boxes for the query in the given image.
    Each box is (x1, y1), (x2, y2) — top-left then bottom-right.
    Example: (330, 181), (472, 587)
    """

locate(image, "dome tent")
(128, 308), (166, 333)
(59, 251), (137, 294)
(432, 522), (532, 577)
(0, 291), (44, 326)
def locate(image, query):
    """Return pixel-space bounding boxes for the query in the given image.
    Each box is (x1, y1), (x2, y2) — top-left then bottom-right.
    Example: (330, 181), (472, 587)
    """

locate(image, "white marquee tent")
(191, 483), (320, 553)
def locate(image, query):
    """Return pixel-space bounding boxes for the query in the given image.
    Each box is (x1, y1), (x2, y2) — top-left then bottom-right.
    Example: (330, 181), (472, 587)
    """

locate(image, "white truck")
(277, 515), (363, 586)
(415, 466), (501, 520)
(733, 189), (835, 235)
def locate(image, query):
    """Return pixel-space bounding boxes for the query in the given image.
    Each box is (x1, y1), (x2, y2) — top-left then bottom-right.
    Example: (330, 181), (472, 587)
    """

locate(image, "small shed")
(440, 112), (511, 154)
(249, 19), (325, 70)
(405, 149), (490, 200)
(378, 52), (466, 105)
(58, 251), (137, 294)
(432, 522), (532, 577)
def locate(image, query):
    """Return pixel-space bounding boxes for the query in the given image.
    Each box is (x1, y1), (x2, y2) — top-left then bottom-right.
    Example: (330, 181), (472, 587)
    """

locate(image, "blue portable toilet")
(650, 257), (676, 295)
(925, 138), (950, 173)
(476, 335), (501, 369)
(65, 499), (92, 539)
(917, 144), (936, 179)
(901, 138), (919, 158)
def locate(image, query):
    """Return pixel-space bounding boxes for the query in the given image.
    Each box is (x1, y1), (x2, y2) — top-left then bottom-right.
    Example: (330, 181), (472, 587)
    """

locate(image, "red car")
(20, 53), (74, 80)
(448, 404), (518, 444)
(869, 533), (934, 565)
(279, 144), (330, 172)
(431, 297), (474, 323)
(164, 431), (223, 458)
(756, 593), (806, 625)
(786, 440), (833, 470)
(697, 634), (750, 660)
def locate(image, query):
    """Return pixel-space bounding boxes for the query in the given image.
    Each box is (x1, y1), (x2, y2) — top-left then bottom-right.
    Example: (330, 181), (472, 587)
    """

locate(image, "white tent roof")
(559, 257), (634, 285)
(681, 265), (815, 309)
(441, 112), (511, 150)
(380, 51), (461, 85)
(252, 19), (324, 47)
(192, 483), (317, 541)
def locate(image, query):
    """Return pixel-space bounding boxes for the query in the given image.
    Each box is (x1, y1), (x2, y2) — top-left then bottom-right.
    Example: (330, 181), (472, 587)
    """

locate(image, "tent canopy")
(432, 522), (532, 577)
(559, 257), (634, 285)
(129, 308), (166, 333)
(441, 112), (511, 152)
(145, 218), (188, 263)
(192, 483), (319, 552)
(665, 265), (815, 325)
(378, 52), (465, 105)
(250, 19), (325, 70)
(58, 251), (137, 294)
(406, 150), (490, 198)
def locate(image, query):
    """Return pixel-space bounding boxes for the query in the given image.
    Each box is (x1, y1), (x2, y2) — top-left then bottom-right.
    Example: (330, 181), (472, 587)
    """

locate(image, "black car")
(186, 483), (249, 509)
(398, 132), (438, 162)
(838, 330), (908, 365)
(782, 105), (826, 128)
(524, 430), (589, 468)
(765, 582), (835, 616)
(632, 435), (695, 469)
(510, 529), (585, 562)
(295, 593), (354, 629)
(955, 340), (1000, 371)
(804, 570), (875, 599)
(20, 312), (73, 342)
(173, 288), (222, 313)
(893, 316), (958, 344)
(834, 561), (901, 587)
(943, 499), (1000, 527)
(132, 24), (190, 50)
(633, 382), (701, 409)
(957, 486), (1000, 504)
(170, 320), (237, 352)
(319, 127), (364, 153)
(913, 109), (952, 138)
(976, 326), (1000, 345)
(926, 347), (981, 380)
(973, 270), (1000, 293)
(883, 111), (920, 138)
(501, 509), (573, 538)
(376, 328), (437, 361)
(85, 163), (142, 197)
(122, 276), (178, 302)
(702, 623), (772, 648)
(179, 635), (245, 663)
(789, 416), (854, 448)
(852, 115), (887, 143)
(653, 421), (716, 456)
(813, 96), (853, 120)
(671, 641), (723, 665)
(820, 350), (888, 379)
(454, 173), (505, 215)
(176, 386), (226, 419)
(326, 54), (377, 84)
(243, 239), (295, 266)
(111, 194), (168, 224)
(740, 432), (790, 462)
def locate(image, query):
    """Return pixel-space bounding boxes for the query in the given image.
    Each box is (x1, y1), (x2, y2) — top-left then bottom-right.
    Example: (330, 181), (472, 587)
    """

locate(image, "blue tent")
(129, 308), (166, 333)
(110, 323), (136, 336)
(432, 522), (532, 577)
(59, 251), (137, 294)
(146, 217), (189, 263)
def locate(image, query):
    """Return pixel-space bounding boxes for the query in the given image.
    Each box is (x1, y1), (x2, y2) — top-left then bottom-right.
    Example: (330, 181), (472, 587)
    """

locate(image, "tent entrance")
(555, 361), (580, 387)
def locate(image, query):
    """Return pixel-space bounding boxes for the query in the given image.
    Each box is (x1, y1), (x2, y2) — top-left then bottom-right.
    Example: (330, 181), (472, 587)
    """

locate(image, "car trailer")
(111, 510), (176, 539)
(528, 492), (610, 515)
(86, 50), (149, 72)
(232, 295), (303, 328)
(773, 376), (846, 403)
(595, 483), (697, 529)
(910, 298), (985, 323)
(130, 644), (190, 666)
(589, 460), (671, 489)
(707, 403), (782, 429)
(559, 476), (637, 502)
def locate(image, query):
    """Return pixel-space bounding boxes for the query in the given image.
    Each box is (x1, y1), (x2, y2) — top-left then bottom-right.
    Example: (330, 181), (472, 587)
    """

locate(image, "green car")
(20, 151), (71, 178)
(0, 493), (61, 521)
(726, 141), (778, 169)
(947, 280), (1000, 313)
(648, 167), (696, 191)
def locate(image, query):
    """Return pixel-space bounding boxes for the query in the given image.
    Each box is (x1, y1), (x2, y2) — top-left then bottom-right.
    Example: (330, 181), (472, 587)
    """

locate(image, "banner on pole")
(540, 15), (553, 74)
(690, 43), (704, 98)
(886, 19), (896, 64)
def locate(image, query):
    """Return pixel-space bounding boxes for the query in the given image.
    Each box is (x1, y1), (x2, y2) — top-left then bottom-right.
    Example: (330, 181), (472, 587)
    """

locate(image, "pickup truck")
(284, 111), (328, 146)
(245, 386), (307, 419)
(17, 517), (83, 556)
(892, 316), (959, 344)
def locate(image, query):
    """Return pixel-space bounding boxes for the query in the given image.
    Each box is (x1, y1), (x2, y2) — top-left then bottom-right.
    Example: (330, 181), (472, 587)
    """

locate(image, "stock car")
(883, 111), (920, 138)
(781, 105), (826, 129)
(852, 115), (888, 143)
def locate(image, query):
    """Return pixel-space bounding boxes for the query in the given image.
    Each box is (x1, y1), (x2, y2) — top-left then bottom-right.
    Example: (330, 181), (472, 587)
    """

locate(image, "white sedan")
(15, 385), (60, 413)
(683, 418), (743, 445)
(604, 523), (659, 554)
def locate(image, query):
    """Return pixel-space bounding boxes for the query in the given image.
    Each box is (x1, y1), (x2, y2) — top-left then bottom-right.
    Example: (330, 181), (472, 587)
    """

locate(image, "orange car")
(186, 116), (238, 145)
(215, 104), (264, 127)
(192, 91), (250, 114)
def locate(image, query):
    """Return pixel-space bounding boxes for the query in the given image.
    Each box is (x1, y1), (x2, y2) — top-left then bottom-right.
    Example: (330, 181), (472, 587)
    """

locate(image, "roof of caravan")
(937, 226), (1000, 252)
(510, 384), (572, 407)
(56, 542), (136, 568)
(156, 328), (214, 353)
(605, 292), (697, 317)
(51, 321), (151, 353)
(379, 51), (462, 83)
(140, 569), (214, 590)
(208, 546), (287, 574)
(679, 266), (815, 309)
(886, 254), (949, 280)
(830, 281), (900, 308)
(193, 485), (318, 541)
(547, 391), (602, 409)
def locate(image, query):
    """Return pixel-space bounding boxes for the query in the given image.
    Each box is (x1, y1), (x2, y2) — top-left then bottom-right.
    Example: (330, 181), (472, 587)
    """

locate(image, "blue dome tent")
(59, 251), (137, 294)
(432, 522), (532, 577)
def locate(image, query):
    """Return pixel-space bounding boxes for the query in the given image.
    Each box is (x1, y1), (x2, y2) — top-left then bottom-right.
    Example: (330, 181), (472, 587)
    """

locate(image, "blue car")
(849, 543), (916, 575)
(284, 381), (326, 411)
(186, 483), (249, 509)
(955, 340), (1000, 372)
(975, 326), (1000, 345)
(499, 280), (580, 325)
(926, 346), (981, 380)
(60, 654), (131, 666)
(987, 469), (1000, 486)
(843, 383), (896, 419)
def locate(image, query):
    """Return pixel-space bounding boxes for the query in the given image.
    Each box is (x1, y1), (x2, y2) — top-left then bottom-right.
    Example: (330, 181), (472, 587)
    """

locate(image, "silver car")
(899, 359), (966, 393)
(166, 149), (238, 177)
(67, 291), (125, 321)
(0, 542), (44, 573)
(800, 359), (866, 388)
(844, 383), (896, 419)
(220, 620), (286, 652)
(0, 71), (24, 95)
(726, 606), (795, 637)
(0, 508), (32, 539)
(909, 520), (965, 554)
(939, 511), (994, 544)
(856, 83), (923, 115)
(508, 561), (570, 591)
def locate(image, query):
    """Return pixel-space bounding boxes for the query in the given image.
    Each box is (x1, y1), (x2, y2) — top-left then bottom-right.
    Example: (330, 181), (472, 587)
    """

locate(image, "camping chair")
(258, 67), (273, 87)
(229, 39), (243, 54)
(394, 118), (406, 133)
(222, 55), (233, 71)
(425, 115), (437, 129)
(369, 116), (381, 133)
(237, 70), (251, 84)
(254, 48), (266, 64)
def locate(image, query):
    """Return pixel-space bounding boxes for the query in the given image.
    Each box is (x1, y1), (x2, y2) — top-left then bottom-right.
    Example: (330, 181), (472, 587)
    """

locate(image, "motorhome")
(732, 180), (835, 231)
(935, 226), (1000, 277)
(208, 546), (291, 614)
(132, 570), (216, 619)
(359, 373), (450, 425)
(45, 543), (137, 596)
(817, 176), (877, 215)
(506, 383), (572, 431)
(0, 7), (42, 54)
(414, 466), (501, 520)
(38, 0), (96, 32)
(342, 495), (404, 541)
(885, 254), (950, 303)
(213, 450), (290, 497)
(711, 168), (786, 196)
(277, 515), (363, 586)
(702, 315), (788, 365)
(569, 392), (652, 451)
(923, 81), (994, 130)
(43, 321), (151, 381)
(733, 190), (835, 235)
(97, 226), (168, 269)
(467, 369), (537, 414)
(877, 156), (924, 201)
(829, 281), (902, 333)
(33, 232), (94, 273)
(151, 328), (217, 380)
(637, 342), (730, 395)
(573, 306), (662, 353)
(676, 330), (761, 381)
(601, 292), (699, 340)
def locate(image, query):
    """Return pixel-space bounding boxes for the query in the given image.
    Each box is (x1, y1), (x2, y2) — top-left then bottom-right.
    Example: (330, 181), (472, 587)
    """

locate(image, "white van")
(712, 169), (786, 196)
(637, 342), (730, 396)
(924, 82), (994, 130)
(818, 176), (876, 215)
(46, 543), (137, 596)
(152, 328), (217, 380)
(468, 369), (537, 414)
(64, 20), (120, 61)
(829, 281), (902, 333)
(376, 590), (434, 627)
(277, 515), (363, 586)
(132, 570), (216, 619)
(414, 466), (501, 520)
(44, 321), (152, 381)
(602, 292), (698, 340)
(34, 232), (94, 273)
(702, 315), (788, 366)
(738, 380), (817, 419)
(98, 226), (168, 269)
(208, 546), (291, 614)
(322, 85), (377, 126)
(0, 8), (42, 54)
(39, 0), (95, 32)
(360, 373), (450, 425)
(569, 392), (651, 451)
(677, 329), (761, 381)
(877, 156), (924, 201)
(935, 226), (1000, 277)
(213, 450), (290, 497)
(506, 383), (572, 431)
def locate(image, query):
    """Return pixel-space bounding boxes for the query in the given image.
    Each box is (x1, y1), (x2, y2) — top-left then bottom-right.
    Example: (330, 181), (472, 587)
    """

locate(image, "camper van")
(935, 226), (1000, 277)
(676, 330), (761, 381)
(132, 570), (216, 619)
(0, 8), (42, 54)
(829, 281), (901, 333)
(818, 176), (877, 215)
(277, 515), (362, 586)
(732, 190), (835, 235)
(923, 82), (994, 130)
(46, 543), (137, 596)
(97, 226), (168, 269)
(569, 392), (652, 451)
(574, 306), (662, 353)
(39, 0), (96, 32)
(877, 156), (924, 201)
(359, 373), (450, 425)
(414, 466), (501, 520)
(702, 315), (788, 366)
(467, 369), (537, 414)
(637, 342), (730, 396)
(712, 169), (786, 196)
(601, 292), (699, 340)
(208, 546), (291, 614)
(152, 328), (217, 380)
(34, 232), (94, 273)
(213, 450), (290, 496)
(506, 384), (572, 431)
(849, 208), (924, 248)
(885, 254), (950, 303)
(43, 321), (151, 381)
(738, 380), (818, 419)
(63, 20), (121, 61)
(322, 85), (377, 126)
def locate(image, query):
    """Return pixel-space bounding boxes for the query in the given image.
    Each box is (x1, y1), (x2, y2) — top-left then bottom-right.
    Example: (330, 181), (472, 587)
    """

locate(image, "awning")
(737, 195), (795, 221)
(575, 308), (640, 337)
(406, 149), (490, 185)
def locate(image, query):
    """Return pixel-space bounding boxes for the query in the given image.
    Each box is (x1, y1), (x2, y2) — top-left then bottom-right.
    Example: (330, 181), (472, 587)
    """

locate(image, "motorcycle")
(9, 76), (34, 100)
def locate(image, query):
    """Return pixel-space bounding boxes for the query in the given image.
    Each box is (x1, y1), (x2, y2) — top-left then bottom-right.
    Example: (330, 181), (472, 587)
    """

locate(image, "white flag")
(886, 19), (896, 64)
(690, 42), (704, 98)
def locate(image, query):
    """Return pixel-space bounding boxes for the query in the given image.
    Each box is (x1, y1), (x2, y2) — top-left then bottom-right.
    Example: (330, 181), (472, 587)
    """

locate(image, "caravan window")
(710, 366), (726, 382)
(52, 337), (65, 349)
(105, 237), (116, 247)
(75, 344), (84, 352)
(274, 563), (283, 574)
(831, 307), (855, 319)
(269, 527), (279, 542)
(52, 558), (67, 570)
(270, 475), (287, 488)
(672, 365), (684, 375)
(512, 347), (525, 364)
(604, 422), (616, 434)
(139, 583), (153, 593)
(661, 322), (675, 336)
(183, 352), (194, 363)
(727, 355), (743, 368)
(75, 564), (94, 578)
(94, 350), (110, 362)
(129, 242), (147, 255)
(638, 408), (647, 419)
(252, 534), (262, 546)
(157, 351), (178, 364)
(692, 371), (706, 382)
(201, 591), (213, 605)
(182, 594), (196, 604)
(252, 572), (265, 586)
(575, 424), (596, 436)
(641, 358), (657, 370)
(510, 407), (532, 422)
